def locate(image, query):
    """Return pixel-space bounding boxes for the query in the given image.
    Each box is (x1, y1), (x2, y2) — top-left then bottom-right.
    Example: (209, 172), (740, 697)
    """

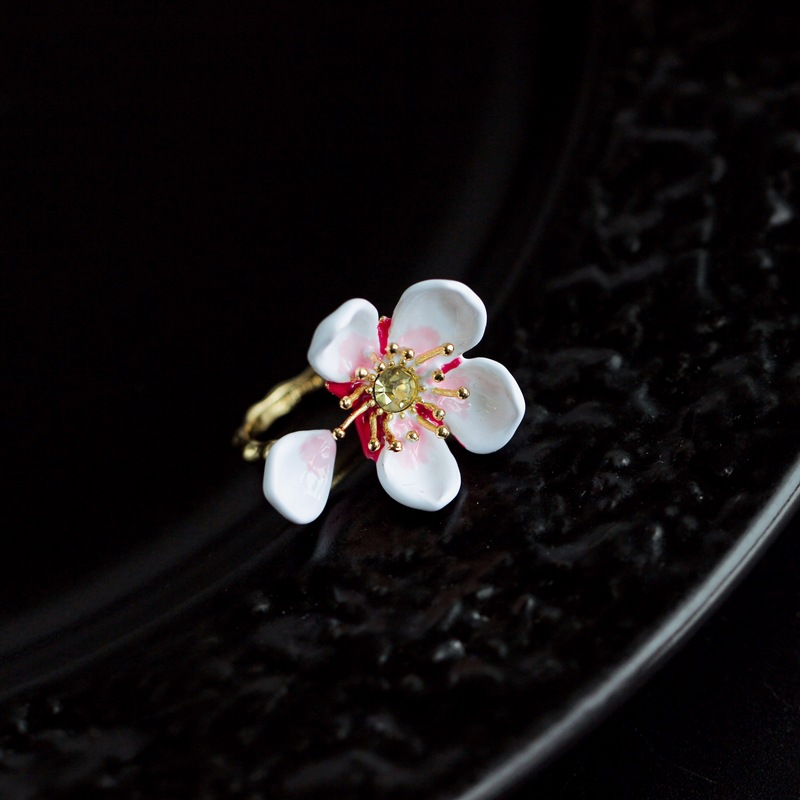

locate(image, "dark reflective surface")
(2, 1), (800, 799)
(517, 510), (800, 799)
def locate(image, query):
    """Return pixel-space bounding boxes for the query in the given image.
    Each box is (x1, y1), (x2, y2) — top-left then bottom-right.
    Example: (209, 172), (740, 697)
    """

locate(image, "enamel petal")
(307, 298), (380, 383)
(388, 279), (487, 358)
(263, 429), (336, 524)
(433, 357), (525, 454)
(376, 433), (460, 511)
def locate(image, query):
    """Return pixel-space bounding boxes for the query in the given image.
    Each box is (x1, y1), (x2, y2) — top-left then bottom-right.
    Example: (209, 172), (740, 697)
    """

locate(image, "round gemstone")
(373, 366), (419, 413)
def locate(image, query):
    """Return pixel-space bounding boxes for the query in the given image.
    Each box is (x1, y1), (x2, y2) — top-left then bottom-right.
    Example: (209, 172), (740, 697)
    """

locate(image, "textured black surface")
(2, 1), (800, 799)
(518, 509), (800, 799)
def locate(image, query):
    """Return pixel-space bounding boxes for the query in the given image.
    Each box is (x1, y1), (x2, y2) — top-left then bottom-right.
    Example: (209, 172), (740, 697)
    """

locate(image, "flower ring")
(262, 279), (525, 523)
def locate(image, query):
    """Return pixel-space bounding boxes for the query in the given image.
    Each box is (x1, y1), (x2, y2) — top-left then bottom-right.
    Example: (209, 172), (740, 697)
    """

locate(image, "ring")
(234, 279), (525, 524)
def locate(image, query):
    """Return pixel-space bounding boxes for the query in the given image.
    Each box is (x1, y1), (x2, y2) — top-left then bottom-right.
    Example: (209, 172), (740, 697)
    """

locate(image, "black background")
(3, 2), (800, 798)
(3, 1), (549, 614)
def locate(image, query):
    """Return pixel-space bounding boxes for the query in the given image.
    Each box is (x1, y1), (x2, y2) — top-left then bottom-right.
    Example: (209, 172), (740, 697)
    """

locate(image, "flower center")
(373, 366), (419, 413)
(330, 341), (468, 454)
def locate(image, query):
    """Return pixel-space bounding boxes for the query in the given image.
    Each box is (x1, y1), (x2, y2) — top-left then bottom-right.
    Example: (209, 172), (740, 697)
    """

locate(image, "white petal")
(263, 430), (336, 524)
(307, 298), (380, 383)
(376, 434), (460, 511)
(388, 279), (487, 358)
(433, 357), (525, 454)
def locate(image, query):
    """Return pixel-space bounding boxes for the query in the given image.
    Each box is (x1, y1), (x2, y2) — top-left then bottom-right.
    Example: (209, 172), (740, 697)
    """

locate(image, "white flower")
(262, 279), (525, 523)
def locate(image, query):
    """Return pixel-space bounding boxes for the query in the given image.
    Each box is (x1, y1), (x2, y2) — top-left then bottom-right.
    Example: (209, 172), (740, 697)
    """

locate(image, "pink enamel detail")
(390, 324), (442, 355)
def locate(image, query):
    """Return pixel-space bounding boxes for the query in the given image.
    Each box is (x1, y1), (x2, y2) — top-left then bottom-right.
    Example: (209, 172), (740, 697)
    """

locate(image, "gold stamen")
(432, 386), (470, 399)
(332, 401), (372, 439)
(368, 412), (380, 452)
(432, 369), (445, 382)
(387, 342), (400, 355)
(415, 343), (455, 366)
(339, 383), (368, 410)
(406, 430), (420, 442)
(401, 348), (415, 363)
(355, 367), (369, 380)
(382, 415), (403, 452)
(416, 415), (441, 433)
(419, 401), (446, 421)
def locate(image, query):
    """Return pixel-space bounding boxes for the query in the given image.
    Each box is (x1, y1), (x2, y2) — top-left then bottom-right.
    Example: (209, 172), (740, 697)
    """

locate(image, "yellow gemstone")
(373, 366), (419, 412)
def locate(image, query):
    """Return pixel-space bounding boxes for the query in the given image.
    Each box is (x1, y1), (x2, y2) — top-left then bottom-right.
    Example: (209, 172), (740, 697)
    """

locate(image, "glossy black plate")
(2, 1), (800, 798)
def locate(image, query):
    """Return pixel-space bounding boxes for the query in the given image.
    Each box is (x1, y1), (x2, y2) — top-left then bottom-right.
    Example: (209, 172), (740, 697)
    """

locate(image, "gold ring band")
(232, 366), (324, 462)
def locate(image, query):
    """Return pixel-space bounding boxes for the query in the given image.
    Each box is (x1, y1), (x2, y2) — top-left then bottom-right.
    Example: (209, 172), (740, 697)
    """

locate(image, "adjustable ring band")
(233, 366), (325, 462)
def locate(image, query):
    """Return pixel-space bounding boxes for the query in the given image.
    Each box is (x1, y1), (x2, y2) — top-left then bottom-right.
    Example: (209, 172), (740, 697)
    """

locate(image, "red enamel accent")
(414, 402), (440, 426)
(377, 316), (392, 355)
(441, 357), (461, 374)
(326, 380), (357, 399)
